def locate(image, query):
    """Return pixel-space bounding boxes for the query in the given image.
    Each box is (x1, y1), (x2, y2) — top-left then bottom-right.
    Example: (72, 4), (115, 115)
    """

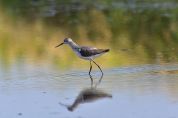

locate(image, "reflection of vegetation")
(0, 1), (178, 68)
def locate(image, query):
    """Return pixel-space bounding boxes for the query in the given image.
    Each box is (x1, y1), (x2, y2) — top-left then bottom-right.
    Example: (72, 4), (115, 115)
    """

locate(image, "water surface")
(0, 62), (178, 118)
(0, 1), (178, 118)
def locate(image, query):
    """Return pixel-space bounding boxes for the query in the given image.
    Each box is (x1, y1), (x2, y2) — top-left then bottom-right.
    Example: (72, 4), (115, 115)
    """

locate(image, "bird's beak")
(55, 42), (64, 48)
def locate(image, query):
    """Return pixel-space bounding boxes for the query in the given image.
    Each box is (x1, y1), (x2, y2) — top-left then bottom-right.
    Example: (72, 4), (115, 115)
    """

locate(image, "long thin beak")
(55, 42), (64, 48)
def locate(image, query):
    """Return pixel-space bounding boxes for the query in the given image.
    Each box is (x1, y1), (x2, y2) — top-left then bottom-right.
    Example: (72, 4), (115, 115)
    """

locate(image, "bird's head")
(55, 38), (73, 48)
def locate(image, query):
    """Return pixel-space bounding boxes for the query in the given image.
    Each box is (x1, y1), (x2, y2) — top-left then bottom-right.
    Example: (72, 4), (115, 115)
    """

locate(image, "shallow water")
(0, 62), (178, 118)
(1, 0), (178, 117)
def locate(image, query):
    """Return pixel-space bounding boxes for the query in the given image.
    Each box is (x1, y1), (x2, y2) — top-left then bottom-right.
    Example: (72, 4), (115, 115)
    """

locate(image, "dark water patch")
(17, 113), (22, 116)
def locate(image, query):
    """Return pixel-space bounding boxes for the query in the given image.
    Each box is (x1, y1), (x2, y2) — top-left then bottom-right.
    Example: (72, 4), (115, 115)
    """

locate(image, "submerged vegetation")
(0, 0), (178, 68)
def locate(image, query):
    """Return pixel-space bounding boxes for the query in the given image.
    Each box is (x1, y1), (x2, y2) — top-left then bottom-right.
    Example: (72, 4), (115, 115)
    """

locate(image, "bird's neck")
(68, 41), (80, 50)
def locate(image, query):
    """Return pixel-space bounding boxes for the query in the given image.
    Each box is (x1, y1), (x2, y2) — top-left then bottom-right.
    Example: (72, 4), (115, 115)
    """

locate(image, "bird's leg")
(89, 60), (93, 87)
(91, 59), (103, 86)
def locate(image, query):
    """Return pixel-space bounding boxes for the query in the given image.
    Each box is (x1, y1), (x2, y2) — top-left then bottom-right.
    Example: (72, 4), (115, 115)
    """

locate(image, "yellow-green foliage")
(0, 7), (177, 69)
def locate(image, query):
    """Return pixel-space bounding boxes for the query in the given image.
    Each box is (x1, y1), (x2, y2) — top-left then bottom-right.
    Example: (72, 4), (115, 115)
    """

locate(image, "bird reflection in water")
(59, 87), (112, 111)
(59, 69), (111, 111)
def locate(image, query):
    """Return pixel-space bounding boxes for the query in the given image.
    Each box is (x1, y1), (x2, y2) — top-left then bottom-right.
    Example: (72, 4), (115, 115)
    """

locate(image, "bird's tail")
(103, 49), (110, 53)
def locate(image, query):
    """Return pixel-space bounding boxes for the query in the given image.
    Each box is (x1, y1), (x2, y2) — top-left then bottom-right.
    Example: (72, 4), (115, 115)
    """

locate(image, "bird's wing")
(80, 46), (109, 57)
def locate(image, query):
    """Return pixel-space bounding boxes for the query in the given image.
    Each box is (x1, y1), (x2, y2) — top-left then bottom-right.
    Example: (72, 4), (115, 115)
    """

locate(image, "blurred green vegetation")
(0, 0), (178, 68)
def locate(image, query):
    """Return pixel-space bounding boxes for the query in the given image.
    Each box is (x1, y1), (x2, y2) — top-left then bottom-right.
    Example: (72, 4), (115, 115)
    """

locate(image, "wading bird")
(55, 38), (109, 86)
